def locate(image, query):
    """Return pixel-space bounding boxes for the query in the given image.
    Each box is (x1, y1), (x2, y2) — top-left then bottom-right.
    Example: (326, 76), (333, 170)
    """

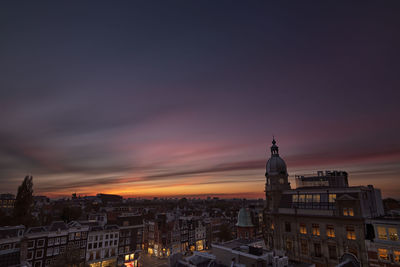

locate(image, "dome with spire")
(236, 207), (254, 227)
(265, 138), (287, 177)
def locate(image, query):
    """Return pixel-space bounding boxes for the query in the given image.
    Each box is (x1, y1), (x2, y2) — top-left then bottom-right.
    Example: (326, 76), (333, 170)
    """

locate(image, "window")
(55, 237), (60, 245)
(314, 243), (321, 257)
(299, 194), (305, 202)
(35, 249), (44, 258)
(27, 251), (33, 260)
(313, 194), (320, 203)
(300, 240), (308, 255)
(75, 232), (81, 239)
(48, 238), (54, 246)
(271, 222), (274, 230)
(45, 259), (51, 266)
(106, 234), (109, 239)
(114, 240), (117, 246)
(306, 194), (313, 203)
(94, 243), (97, 249)
(88, 243), (92, 249)
(60, 246), (66, 253)
(46, 248), (53, 257)
(389, 228), (399, 241)
(329, 194), (336, 203)
(105, 241), (108, 247)
(343, 208), (354, 216)
(125, 254), (129, 261)
(378, 248), (389, 261)
(300, 223), (307, 234)
(312, 224), (320, 236)
(61, 236), (67, 244)
(328, 245), (337, 259)
(327, 225), (335, 238)
(394, 251), (400, 263)
(346, 226), (356, 240)
(89, 236), (93, 242)
(34, 261), (42, 267)
(377, 226), (387, 240)
(28, 240), (35, 249)
(285, 222), (291, 232)
(37, 239), (45, 248)
(69, 233), (74, 240)
(53, 246), (59, 255)
(286, 239), (292, 251)
(110, 233), (113, 239)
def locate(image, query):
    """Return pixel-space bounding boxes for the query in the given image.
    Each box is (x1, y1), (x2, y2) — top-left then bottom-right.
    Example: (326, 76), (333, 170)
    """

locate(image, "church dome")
(236, 207), (254, 227)
(265, 138), (287, 176)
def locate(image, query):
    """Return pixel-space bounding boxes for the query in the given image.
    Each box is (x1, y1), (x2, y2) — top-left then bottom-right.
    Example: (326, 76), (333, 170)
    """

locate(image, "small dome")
(265, 138), (287, 176)
(266, 156), (287, 176)
(236, 208), (254, 227)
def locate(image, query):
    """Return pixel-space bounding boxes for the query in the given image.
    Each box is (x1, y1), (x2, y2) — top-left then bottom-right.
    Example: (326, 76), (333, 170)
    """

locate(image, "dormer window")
(343, 208), (354, 216)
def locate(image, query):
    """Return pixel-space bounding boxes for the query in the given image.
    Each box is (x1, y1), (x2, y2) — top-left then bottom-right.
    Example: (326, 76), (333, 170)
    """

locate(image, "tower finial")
(270, 136), (279, 155)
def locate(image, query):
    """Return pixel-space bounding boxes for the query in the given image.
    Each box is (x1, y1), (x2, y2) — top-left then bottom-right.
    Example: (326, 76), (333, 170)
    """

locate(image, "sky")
(1, 1), (400, 199)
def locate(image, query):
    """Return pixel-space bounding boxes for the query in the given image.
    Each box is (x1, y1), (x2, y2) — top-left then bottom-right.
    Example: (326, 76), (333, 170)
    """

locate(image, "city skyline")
(1, 1), (400, 199)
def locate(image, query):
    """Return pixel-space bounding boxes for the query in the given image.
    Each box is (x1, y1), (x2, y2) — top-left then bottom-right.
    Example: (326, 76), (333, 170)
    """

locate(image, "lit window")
(343, 208), (354, 216)
(346, 226), (356, 240)
(306, 195), (313, 203)
(313, 194), (320, 202)
(292, 195), (298, 203)
(327, 225), (335, 238)
(378, 248), (389, 261)
(271, 222), (274, 230)
(300, 223), (307, 234)
(312, 224), (320, 236)
(125, 254), (130, 261)
(329, 194), (336, 203)
(388, 228), (399, 241)
(377, 226), (387, 240)
(394, 251), (400, 263)
(299, 194), (305, 202)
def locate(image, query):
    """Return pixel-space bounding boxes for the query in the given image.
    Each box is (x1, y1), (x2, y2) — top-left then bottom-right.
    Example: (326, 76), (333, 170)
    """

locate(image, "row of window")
(88, 240), (118, 249)
(377, 226), (399, 241)
(69, 231), (87, 240)
(378, 248), (400, 262)
(87, 248), (117, 261)
(286, 239), (338, 259)
(88, 232), (118, 242)
(292, 193), (336, 203)
(282, 222), (356, 240)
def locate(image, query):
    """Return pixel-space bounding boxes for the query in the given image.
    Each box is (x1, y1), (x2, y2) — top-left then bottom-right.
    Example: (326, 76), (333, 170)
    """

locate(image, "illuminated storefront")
(196, 240), (205, 251)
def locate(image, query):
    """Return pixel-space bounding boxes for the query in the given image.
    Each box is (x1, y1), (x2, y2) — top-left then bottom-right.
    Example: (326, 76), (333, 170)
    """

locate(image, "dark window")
(285, 222), (291, 232)
(300, 240), (308, 255)
(314, 243), (321, 257)
(328, 245), (337, 259)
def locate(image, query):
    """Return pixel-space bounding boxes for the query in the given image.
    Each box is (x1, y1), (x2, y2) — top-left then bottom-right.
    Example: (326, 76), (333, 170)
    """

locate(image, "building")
(365, 218), (400, 266)
(263, 138), (385, 267)
(20, 221), (89, 267)
(85, 224), (119, 267)
(236, 207), (255, 239)
(0, 193), (15, 213)
(114, 214), (143, 267)
(0, 225), (25, 266)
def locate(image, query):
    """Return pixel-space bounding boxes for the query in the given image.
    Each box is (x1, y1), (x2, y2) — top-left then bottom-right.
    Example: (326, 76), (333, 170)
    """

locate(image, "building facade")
(365, 218), (400, 266)
(263, 138), (385, 267)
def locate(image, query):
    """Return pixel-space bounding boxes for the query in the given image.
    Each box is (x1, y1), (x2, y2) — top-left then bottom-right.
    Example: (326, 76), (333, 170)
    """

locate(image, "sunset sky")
(1, 1), (400, 199)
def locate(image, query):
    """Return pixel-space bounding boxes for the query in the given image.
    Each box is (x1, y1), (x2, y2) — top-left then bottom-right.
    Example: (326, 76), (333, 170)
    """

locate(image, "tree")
(13, 175), (34, 226)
